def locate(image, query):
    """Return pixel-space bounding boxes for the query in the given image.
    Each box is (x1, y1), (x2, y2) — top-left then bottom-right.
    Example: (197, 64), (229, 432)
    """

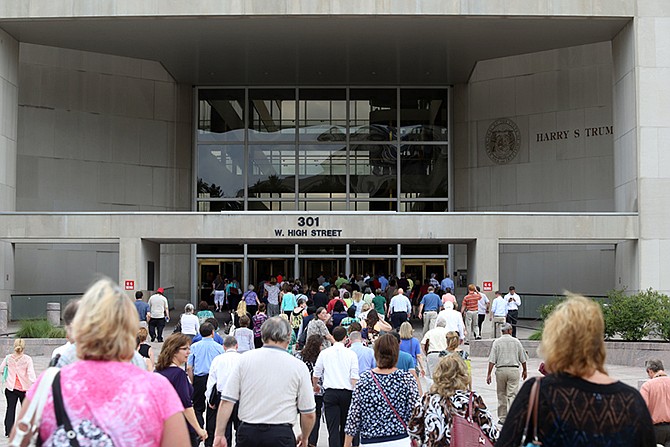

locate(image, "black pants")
(506, 310), (519, 337)
(4, 388), (25, 436)
(478, 314), (486, 336)
(236, 422), (295, 447)
(324, 388), (353, 447)
(654, 423), (670, 447)
(192, 374), (208, 428)
(391, 312), (407, 330)
(247, 305), (258, 316)
(206, 402), (238, 447)
(309, 394), (323, 446)
(148, 317), (166, 342)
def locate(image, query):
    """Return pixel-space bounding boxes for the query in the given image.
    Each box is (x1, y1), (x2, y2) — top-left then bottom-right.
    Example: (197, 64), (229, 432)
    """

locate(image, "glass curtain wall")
(196, 87), (449, 212)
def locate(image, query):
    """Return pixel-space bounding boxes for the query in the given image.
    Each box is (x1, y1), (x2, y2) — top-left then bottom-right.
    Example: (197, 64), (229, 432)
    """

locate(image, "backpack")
(290, 309), (303, 330)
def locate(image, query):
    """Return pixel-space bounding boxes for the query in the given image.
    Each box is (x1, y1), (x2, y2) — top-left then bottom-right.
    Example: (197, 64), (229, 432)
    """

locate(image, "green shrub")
(606, 289), (658, 341)
(528, 330), (543, 341)
(651, 294), (670, 341)
(16, 319), (66, 338)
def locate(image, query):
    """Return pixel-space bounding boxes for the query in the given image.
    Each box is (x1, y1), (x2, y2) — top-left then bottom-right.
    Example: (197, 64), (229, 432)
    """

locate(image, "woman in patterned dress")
(408, 354), (498, 446)
(344, 334), (420, 447)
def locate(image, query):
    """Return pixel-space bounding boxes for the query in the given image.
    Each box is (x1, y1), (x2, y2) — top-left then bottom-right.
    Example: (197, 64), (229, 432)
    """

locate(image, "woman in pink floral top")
(12, 278), (189, 447)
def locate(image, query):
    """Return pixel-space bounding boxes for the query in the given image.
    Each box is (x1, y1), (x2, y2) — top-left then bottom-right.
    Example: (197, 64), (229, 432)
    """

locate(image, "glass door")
(400, 260), (446, 286)
(301, 259), (343, 285)
(198, 259), (243, 304)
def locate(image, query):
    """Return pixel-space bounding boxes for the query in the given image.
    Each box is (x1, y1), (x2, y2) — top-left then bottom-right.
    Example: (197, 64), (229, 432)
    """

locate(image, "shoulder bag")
(370, 372), (418, 447)
(451, 391), (495, 447)
(520, 378), (542, 447)
(10, 367), (60, 447)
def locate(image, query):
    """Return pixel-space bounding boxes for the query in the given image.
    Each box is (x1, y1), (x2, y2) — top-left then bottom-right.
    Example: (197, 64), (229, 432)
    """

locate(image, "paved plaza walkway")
(0, 319), (650, 447)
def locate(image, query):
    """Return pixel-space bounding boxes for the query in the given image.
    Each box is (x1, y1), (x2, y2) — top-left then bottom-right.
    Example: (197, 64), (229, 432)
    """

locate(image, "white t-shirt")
(148, 293), (169, 319)
(477, 293), (490, 314)
(180, 314), (200, 335)
(313, 343), (360, 391)
(222, 346), (316, 424)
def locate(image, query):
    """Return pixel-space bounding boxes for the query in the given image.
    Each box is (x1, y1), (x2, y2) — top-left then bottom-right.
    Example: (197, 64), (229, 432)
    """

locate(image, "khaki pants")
(495, 367), (520, 423)
(465, 310), (478, 342)
(493, 316), (506, 338)
(423, 311), (438, 335)
(426, 352), (441, 379)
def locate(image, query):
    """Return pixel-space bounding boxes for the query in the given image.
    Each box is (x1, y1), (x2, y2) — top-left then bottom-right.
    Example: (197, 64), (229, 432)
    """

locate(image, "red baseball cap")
(157, 287), (164, 294)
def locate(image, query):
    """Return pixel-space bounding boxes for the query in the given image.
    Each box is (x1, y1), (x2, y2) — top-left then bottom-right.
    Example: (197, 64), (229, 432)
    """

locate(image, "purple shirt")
(244, 291), (258, 306)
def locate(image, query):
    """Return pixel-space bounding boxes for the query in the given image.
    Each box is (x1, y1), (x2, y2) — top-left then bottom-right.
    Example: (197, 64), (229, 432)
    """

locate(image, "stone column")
(118, 238), (160, 297)
(467, 238), (499, 292)
(0, 29), (19, 306)
(613, 8), (670, 295)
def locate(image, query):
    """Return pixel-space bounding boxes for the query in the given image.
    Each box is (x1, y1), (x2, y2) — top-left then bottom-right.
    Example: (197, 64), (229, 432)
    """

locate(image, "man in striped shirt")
(461, 284), (480, 344)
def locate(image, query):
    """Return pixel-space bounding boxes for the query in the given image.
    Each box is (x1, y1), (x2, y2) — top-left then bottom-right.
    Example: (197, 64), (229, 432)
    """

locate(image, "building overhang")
(0, 212), (639, 245)
(0, 15), (630, 85)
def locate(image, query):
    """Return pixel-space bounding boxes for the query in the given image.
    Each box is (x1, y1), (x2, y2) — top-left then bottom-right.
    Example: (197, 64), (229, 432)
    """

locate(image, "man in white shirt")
(436, 301), (465, 342)
(490, 291), (508, 338)
(214, 317), (315, 447)
(206, 336), (240, 447)
(504, 286), (521, 337)
(421, 319), (449, 378)
(387, 288), (412, 330)
(148, 287), (169, 342)
(476, 286), (490, 340)
(313, 326), (359, 447)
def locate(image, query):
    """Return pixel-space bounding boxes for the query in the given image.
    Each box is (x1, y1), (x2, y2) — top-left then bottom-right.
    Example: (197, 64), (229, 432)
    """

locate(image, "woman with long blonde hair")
(10, 278), (189, 446)
(408, 355), (498, 446)
(497, 295), (655, 446)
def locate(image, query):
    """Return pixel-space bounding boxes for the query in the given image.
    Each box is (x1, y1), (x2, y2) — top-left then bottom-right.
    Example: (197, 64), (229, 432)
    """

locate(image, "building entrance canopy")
(0, 211), (637, 297)
(0, 14), (629, 85)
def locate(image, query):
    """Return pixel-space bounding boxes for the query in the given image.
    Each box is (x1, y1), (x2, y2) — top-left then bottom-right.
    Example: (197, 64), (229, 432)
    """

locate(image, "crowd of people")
(2, 273), (667, 447)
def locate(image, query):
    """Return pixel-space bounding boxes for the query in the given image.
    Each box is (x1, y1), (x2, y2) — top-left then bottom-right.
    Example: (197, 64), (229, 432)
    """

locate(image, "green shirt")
(372, 295), (386, 315)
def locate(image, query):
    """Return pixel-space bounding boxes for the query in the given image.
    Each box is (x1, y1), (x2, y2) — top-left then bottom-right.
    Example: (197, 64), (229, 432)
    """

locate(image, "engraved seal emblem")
(485, 118), (520, 164)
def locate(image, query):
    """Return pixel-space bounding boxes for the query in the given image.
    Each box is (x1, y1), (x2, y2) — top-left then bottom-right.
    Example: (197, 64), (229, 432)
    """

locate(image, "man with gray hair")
(206, 336), (240, 447)
(641, 359), (670, 446)
(214, 317), (315, 447)
(486, 323), (528, 425)
(421, 318), (449, 378)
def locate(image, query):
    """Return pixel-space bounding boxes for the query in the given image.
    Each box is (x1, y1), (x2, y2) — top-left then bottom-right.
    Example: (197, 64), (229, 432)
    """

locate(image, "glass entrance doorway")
(301, 259), (343, 285)
(251, 259), (293, 286)
(198, 259), (243, 304)
(351, 259), (396, 279)
(401, 260), (446, 285)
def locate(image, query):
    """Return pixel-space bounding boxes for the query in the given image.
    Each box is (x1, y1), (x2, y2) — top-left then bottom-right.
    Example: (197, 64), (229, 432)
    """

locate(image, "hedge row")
(538, 289), (670, 342)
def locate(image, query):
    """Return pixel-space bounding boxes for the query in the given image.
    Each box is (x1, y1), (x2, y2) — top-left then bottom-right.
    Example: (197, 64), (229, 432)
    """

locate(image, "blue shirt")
(134, 300), (150, 321)
(420, 292), (441, 311)
(440, 277), (455, 291)
(490, 297), (508, 317)
(187, 337), (224, 376)
(378, 276), (389, 291)
(192, 332), (224, 345)
(349, 342), (376, 374)
(396, 350), (416, 372)
(399, 338), (421, 365)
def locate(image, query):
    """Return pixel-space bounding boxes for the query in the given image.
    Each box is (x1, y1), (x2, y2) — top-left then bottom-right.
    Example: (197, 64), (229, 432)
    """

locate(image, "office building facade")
(0, 1), (667, 311)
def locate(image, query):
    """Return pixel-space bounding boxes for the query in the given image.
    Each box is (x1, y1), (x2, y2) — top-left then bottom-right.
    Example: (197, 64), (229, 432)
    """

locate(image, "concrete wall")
(499, 244), (615, 296)
(454, 41), (614, 212)
(14, 44), (192, 298)
(452, 42), (617, 295)
(0, 28), (18, 304)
